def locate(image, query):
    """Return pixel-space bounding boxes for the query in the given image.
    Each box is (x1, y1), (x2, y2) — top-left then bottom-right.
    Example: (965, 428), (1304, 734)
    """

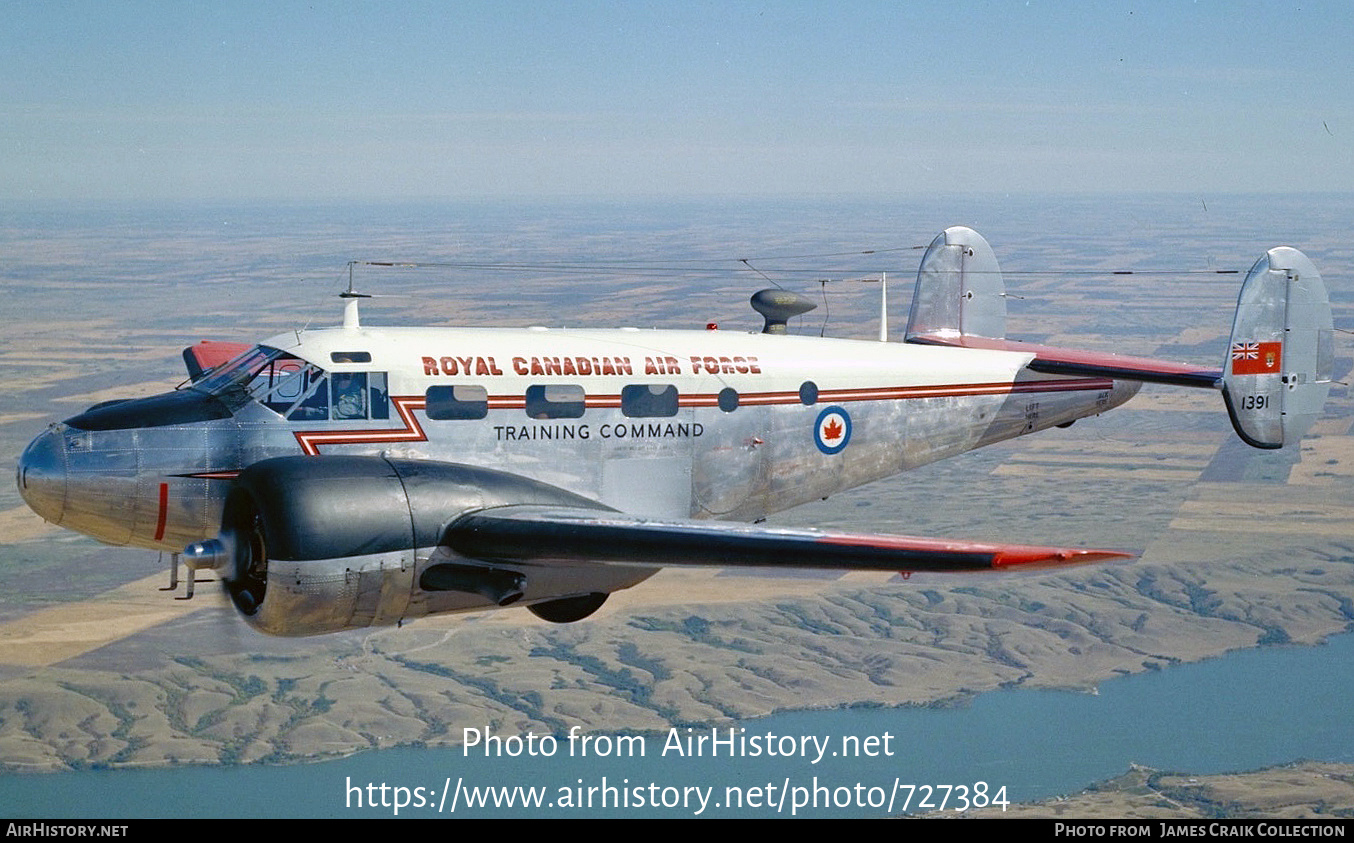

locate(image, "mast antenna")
(878, 271), (888, 342)
(341, 260), (372, 330)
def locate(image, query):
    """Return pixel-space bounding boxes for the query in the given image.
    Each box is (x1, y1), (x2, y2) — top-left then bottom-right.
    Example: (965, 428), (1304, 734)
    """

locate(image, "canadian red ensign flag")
(1231, 341), (1281, 375)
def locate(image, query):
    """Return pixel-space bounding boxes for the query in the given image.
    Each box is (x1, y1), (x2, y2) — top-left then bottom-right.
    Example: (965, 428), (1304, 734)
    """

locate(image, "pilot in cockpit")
(332, 372), (368, 420)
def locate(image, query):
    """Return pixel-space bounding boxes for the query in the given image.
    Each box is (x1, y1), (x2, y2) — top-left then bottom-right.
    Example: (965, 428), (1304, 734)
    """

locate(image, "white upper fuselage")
(278, 323), (1040, 406)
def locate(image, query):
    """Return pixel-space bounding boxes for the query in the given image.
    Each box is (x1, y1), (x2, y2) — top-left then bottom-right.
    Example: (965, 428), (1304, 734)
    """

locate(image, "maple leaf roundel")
(813, 405), (852, 455)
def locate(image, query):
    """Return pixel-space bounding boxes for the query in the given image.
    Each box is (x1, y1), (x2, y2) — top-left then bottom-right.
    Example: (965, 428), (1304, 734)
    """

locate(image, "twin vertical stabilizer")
(1221, 247), (1334, 448)
(905, 226), (1007, 342)
(906, 226), (1335, 451)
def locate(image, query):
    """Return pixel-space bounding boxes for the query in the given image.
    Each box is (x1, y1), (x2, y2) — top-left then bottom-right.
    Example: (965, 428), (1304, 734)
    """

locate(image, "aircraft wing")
(443, 505), (1131, 573)
(908, 333), (1222, 390)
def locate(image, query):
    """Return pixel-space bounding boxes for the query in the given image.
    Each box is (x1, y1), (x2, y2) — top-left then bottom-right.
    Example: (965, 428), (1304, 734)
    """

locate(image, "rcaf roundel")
(814, 405), (852, 455)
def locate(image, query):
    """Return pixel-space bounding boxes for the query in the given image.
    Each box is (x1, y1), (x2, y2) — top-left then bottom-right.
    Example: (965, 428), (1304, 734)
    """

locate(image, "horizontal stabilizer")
(905, 229), (1334, 451)
(444, 506), (1130, 573)
(908, 334), (1222, 390)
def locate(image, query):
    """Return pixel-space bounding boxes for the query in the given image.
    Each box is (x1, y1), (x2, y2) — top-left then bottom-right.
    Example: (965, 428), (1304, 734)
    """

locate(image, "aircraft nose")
(17, 425), (67, 526)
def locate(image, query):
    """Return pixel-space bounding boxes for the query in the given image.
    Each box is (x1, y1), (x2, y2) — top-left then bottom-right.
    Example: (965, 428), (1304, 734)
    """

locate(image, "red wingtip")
(990, 547), (1135, 569)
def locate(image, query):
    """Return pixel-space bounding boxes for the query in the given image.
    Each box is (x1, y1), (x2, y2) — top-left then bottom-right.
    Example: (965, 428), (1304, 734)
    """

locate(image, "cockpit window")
(192, 346), (285, 395)
(279, 367), (329, 420)
(190, 346), (327, 419)
(329, 372), (389, 420)
(331, 372), (367, 419)
(191, 345), (388, 422)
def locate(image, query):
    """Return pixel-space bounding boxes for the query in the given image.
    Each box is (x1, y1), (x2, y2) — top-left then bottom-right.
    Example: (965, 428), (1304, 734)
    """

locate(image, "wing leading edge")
(443, 505), (1131, 573)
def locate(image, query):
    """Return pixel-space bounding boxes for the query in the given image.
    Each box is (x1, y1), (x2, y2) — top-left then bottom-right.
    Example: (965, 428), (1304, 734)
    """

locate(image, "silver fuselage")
(18, 324), (1139, 555)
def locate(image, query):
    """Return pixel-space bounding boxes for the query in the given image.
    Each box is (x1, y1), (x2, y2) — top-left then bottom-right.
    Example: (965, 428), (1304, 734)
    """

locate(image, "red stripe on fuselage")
(290, 378), (1112, 455)
(293, 395), (429, 456)
(154, 482), (168, 542)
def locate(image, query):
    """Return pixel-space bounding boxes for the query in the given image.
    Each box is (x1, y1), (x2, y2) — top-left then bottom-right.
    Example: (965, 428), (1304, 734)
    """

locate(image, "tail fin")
(905, 226), (1007, 341)
(1222, 247), (1334, 449)
(904, 227), (1334, 451)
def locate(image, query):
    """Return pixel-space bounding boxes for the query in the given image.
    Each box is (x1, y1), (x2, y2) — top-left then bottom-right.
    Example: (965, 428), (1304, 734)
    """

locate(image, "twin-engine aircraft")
(16, 227), (1335, 635)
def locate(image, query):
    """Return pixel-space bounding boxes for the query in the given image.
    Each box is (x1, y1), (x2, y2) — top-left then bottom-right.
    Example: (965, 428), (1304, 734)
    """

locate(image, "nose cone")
(17, 426), (67, 526)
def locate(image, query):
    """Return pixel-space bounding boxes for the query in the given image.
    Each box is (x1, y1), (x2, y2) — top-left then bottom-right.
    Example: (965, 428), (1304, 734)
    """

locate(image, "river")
(4, 632), (1351, 818)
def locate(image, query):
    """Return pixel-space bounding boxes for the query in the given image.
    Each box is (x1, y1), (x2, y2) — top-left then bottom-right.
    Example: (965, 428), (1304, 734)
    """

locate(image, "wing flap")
(908, 333), (1222, 390)
(443, 506), (1130, 573)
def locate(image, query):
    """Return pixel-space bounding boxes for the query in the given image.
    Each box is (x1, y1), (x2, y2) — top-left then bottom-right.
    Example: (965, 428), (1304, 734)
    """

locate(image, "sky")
(3, 1), (1353, 201)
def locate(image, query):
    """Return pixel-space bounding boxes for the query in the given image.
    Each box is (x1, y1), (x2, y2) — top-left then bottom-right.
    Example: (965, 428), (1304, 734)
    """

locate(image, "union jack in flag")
(1231, 340), (1281, 375)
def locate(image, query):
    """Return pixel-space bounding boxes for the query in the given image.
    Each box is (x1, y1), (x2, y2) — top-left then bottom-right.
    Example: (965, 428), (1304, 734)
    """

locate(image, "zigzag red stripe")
(294, 395), (428, 456)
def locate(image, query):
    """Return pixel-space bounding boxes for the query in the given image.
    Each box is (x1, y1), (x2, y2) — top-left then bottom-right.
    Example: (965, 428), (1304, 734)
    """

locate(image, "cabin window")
(525, 384), (585, 419)
(799, 381), (819, 406)
(621, 384), (678, 418)
(426, 385), (488, 420)
(717, 387), (739, 412)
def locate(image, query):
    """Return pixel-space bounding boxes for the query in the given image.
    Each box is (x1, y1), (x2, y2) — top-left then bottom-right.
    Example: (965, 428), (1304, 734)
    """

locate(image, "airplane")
(14, 226), (1335, 636)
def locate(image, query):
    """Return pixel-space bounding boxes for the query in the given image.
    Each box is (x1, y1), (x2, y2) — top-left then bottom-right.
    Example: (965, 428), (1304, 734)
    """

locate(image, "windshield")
(192, 345), (330, 420)
(192, 345), (284, 394)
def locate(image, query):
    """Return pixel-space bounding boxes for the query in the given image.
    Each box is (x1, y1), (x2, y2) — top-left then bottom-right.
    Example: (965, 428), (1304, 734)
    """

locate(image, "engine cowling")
(186, 456), (635, 636)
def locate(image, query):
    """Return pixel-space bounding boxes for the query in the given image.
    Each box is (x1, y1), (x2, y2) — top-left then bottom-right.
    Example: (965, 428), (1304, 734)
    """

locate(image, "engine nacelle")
(198, 456), (639, 636)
